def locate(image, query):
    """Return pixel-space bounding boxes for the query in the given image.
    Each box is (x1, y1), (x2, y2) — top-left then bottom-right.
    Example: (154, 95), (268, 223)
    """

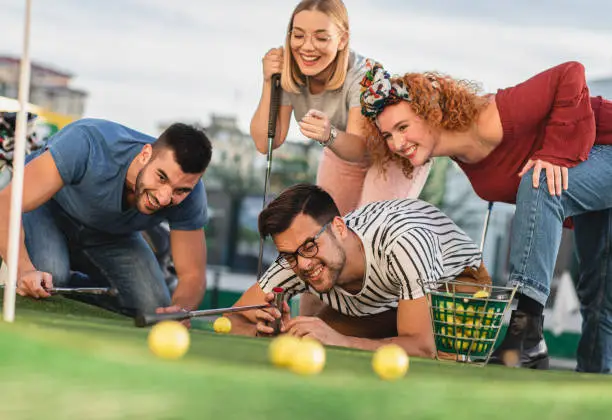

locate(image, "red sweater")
(457, 61), (612, 204)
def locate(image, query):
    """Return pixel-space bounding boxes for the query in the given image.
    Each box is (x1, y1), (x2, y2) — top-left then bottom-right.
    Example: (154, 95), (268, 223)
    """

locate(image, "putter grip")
(271, 287), (285, 335)
(134, 311), (191, 328)
(267, 73), (282, 138)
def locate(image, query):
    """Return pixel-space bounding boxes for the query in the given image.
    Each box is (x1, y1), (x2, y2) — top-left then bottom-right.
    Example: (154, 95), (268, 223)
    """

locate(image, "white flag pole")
(3, 0), (33, 322)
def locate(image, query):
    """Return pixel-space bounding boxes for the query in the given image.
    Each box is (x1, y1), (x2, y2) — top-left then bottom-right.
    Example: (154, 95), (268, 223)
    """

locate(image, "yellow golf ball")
(269, 334), (301, 368)
(148, 321), (190, 360)
(213, 316), (232, 334)
(372, 344), (409, 381)
(472, 289), (490, 299)
(289, 339), (326, 375)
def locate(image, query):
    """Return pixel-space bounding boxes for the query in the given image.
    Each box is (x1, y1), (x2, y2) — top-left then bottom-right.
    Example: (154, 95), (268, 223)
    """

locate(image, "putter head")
(107, 287), (119, 297)
(134, 313), (148, 328)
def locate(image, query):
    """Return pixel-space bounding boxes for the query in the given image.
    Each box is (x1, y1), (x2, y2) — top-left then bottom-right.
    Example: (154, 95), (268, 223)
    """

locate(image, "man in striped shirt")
(228, 184), (488, 357)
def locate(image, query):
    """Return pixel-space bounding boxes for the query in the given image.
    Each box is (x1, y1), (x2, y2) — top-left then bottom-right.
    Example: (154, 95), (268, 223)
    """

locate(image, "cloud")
(2, 0), (611, 141)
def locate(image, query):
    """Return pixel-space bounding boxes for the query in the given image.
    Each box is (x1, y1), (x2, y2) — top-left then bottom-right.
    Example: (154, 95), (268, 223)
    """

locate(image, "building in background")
(0, 55), (87, 138)
(1, 55), (88, 185)
(0, 56), (87, 117)
(199, 114), (265, 194)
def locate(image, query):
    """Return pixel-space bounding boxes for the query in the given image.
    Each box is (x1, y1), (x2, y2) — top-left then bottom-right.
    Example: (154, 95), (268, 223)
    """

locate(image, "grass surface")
(0, 293), (611, 420)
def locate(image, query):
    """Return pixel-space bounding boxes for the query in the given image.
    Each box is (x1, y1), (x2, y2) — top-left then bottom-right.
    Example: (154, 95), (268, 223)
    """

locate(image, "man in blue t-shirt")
(0, 118), (212, 318)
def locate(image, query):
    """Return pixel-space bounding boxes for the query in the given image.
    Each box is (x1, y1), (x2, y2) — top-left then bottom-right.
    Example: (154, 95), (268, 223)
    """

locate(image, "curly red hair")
(362, 72), (488, 178)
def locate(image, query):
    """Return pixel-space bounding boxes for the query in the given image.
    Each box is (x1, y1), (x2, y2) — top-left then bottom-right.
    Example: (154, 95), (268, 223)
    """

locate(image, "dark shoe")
(489, 309), (549, 369)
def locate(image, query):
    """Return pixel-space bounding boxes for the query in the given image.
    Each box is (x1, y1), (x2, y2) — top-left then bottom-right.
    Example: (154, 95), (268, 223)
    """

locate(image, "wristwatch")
(320, 125), (337, 148)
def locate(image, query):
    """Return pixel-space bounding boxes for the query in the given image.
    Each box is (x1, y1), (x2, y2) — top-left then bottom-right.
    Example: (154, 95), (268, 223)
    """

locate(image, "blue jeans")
(0, 165), (10, 191)
(22, 199), (171, 317)
(508, 144), (612, 373)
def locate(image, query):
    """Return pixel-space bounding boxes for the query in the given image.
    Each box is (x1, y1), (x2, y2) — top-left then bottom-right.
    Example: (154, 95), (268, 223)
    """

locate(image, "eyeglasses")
(275, 222), (330, 269)
(289, 29), (336, 49)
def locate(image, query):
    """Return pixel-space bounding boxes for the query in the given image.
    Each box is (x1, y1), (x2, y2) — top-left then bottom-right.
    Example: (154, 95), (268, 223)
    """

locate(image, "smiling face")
(273, 213), (346, 293)
(289, 9), (347, 78)
(133, 146), (202, 215)
(376, 101), (439, 168)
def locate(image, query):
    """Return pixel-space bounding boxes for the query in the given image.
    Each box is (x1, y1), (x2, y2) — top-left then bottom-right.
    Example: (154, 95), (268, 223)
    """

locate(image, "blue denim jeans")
(22, 199), (171, 317)
(508, 144), (612, 373)
(0, 165), (10, 191)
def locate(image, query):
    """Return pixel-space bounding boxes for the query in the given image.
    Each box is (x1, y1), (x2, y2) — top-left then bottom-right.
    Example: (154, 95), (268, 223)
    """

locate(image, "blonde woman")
(250, 0), (430, 216)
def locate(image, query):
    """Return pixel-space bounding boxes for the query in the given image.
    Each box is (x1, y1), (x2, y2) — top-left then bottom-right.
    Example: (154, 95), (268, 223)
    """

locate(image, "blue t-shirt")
(28, 118), (208, 235)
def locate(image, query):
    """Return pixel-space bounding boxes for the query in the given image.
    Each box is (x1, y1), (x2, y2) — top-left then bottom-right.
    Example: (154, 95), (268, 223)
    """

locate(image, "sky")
(2, 0), (612, 140)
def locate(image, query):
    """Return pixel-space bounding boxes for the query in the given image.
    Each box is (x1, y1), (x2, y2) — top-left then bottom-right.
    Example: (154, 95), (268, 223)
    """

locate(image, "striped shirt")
(258, 199), (482, 317)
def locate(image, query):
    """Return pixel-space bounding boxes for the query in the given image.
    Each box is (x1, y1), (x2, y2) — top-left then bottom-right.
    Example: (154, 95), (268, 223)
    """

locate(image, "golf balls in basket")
(472, 289), (491, 299)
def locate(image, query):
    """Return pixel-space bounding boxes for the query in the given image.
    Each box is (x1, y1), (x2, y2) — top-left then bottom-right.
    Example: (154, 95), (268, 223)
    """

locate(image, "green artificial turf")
(0, 293), (611, 420)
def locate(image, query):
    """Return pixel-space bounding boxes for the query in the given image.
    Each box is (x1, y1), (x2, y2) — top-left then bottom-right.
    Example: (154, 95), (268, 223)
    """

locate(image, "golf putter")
(134, 303), (272, 328)
(479, 202), (494, 253)
(48, 286), (119, 297)
(1, 284), (119, 297)
(256, 72), (282, 280)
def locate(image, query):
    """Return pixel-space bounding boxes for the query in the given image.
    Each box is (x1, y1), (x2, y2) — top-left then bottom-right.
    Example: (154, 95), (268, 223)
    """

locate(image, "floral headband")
(359, 60), (411, 121)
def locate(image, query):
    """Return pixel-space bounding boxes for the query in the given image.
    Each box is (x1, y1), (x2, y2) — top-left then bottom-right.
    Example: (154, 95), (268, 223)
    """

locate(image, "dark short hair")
(153, 123), (212, 174)
(258, 184), (340, 238)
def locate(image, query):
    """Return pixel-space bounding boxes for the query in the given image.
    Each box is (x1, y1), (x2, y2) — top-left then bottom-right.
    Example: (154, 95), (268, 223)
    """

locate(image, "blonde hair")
(363, 72), (488, 178)
(282, 0), (350, 94)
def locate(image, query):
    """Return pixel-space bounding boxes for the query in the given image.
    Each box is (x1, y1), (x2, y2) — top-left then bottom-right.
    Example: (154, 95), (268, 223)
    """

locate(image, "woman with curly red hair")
(360, 61), (612, 373)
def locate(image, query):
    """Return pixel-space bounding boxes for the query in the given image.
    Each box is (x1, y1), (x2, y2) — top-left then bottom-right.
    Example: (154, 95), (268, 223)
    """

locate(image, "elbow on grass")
(414, 342), (437, 359)
(421, 346), (437, 360)
(396, 340), (437, 359)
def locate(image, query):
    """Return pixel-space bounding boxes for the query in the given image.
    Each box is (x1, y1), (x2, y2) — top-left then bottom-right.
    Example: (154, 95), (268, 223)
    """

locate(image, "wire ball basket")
(423, 279), (518, 366)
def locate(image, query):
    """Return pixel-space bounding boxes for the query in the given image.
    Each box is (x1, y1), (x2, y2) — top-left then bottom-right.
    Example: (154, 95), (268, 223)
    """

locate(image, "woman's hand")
(262, 47), (283, 82)
(518, 159), (569, 196)
(299, 109), (332, 144)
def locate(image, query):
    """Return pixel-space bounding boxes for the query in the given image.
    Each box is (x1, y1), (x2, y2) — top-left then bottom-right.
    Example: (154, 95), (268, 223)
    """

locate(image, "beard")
(134, 169), (145, 200)
(298, 239), (346, 293)
(134, 168), (161, 214)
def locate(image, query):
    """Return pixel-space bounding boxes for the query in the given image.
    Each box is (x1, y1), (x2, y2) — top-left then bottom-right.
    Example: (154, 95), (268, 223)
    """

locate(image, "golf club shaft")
(257, 73), (282, 280)
(134, 303), (271, 327)
(1, 285), (117, 296)
(50, 287), (117, 296)
(479, 202), (494, 253)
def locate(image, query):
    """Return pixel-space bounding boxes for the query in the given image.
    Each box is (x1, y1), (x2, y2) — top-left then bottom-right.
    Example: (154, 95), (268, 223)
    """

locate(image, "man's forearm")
(171, 273), (206, 311)
(341, 335), (437, 359)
